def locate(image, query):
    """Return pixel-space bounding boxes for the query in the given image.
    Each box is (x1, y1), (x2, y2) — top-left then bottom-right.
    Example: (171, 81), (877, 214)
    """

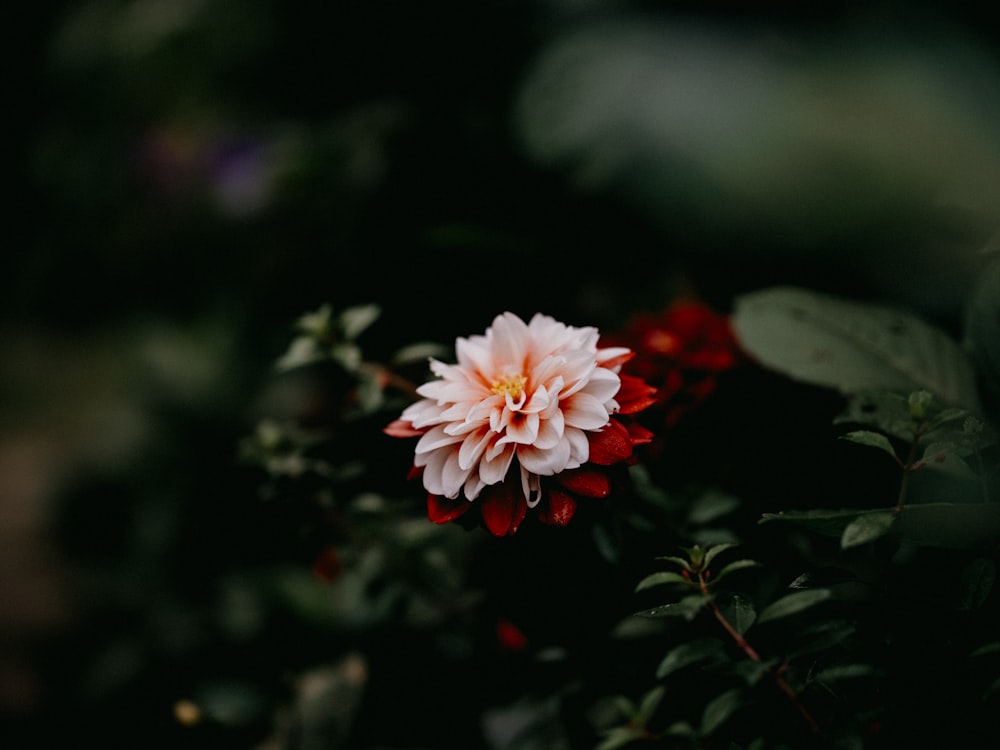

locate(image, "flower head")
(385, 312), (657, 535)
(606, 300), (744, 430)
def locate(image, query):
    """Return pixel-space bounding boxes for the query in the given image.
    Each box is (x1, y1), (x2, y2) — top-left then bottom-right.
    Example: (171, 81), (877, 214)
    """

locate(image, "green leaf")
(711, 559), (762, 585)
(654, 555), (694, 573)
(756, 589), (831, 624)
(785, 619), (857, 660)
(702, 543), (737, 568)
(964, 254), (1000, 422)
(840, 511), (896, 549)
(970, 642), (1000, 657)
(760, 508), (891, 538)
(894, 502), (1000, 550)
(718, 594), (757, 635)
(700, 688), (743, 736)
(339, 303), (381, 340)
(635, 595), (708, 621)
(595, 726), (643, 750)
(731, 286), (982, 410)
(592, 523), (621, 564)
(731, 659), (771, 686)
(656, 638), (726, 679)
(960, 558), (996, 611)
(663, 721), (696, 739)
(835, 390), (914, 440)
(611, 695), (636, 718)
(688, 489), (742, 524)
(984, 677), (1000, 701)
(838, 430), (899, 461)
(635, 571), (690, 592)
(812, 664), (878, 683)
(762, 504), (1000, 550)
(637, 685), (666, 722)
(919, 442), (976, 477)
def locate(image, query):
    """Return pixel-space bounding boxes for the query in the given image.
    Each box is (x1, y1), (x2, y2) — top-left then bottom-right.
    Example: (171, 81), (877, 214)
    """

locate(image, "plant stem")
(700, 577), (820, 734)
(894, 440), (920, 517)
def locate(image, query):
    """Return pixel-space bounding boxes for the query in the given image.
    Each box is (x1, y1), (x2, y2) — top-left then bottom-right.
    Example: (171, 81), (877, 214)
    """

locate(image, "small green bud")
(907, 390), (933, 420)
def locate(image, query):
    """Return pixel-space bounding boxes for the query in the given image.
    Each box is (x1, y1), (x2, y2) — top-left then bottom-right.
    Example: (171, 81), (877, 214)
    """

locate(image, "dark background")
(4, 1), (1000, 748)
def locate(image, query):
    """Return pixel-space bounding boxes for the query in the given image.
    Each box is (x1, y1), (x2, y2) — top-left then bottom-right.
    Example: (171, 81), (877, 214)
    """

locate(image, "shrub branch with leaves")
(238, 265), (1000, 749)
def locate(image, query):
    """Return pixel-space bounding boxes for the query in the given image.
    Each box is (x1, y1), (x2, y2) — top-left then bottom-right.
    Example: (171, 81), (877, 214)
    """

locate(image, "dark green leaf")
(756, 589), (831, 624)
(919, 442), (976, 477)
(785, 619), (857, 660)
(635, 595), (708, 621)
(840, 511), (896, 548)
(612, 696), (636, 718)
(971, 643), (1000, 657)
(964, 254), (1000, 422)
(592, 523), (621, 564)
(812, 664), (878, 684)
(338, 303), (381, 340)
(839, 430), (899, 461)
(663, 721), (697, 739)
(760, 508), (890, 538)
(655, 555), (694, 573)
(960, 558), (996, 611)
(985, 677), (1000, 701)
(703, 543), (737, 568)
(656, 638), (726, 679)
(700, 688), (743, 736)
(596, 726), (643, 750)
(719, 594), (757, 635)
(835, 390), (914, 440)
(637, 685), (666, 722)
(731, 659), (771, 686)
(894, 502), (1000, 550)
(635, 571), (691, 592)
(712, 559), (762, 584)
(688, 489), (742, 524)
(731, 286), (982, 409)
(762, 503), (1000, 550)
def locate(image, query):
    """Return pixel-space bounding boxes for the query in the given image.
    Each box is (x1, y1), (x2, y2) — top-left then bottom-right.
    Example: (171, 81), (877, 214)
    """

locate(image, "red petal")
(627, 421), (655, 446)
(537, 488), (577, 526)
(496, 618), (529, 651)
(616, 374), (659, 414)
(598, 349), (635, 370)
(588, 420), (632, 465)
(427, 493), (472, 524)
(479, 483), (528, 536)
(384, 419), (424, 438)
(406, 464), (424, 481)
(557, 467), (611, 498)
(311, 545), (342, 583)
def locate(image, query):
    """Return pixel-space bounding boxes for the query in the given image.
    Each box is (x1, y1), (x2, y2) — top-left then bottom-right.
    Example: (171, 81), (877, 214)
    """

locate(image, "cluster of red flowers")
(607, 300), (744, 432)
(384, 303), (742, 536)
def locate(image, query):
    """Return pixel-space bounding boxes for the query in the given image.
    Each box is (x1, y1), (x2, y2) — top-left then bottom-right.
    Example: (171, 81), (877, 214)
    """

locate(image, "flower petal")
(427, 493), (472, 524)
(479, 482), (528, 536)
(557, 466), (611, 498)
(562, 392), (612, 431)
(587, 419), (633, 465)
(537, 488), (577, 526)
(383, 419), (423, 438)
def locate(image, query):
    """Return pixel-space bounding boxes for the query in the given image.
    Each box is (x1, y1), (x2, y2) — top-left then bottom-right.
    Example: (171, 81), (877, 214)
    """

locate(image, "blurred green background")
(4, 1), (1000, 747)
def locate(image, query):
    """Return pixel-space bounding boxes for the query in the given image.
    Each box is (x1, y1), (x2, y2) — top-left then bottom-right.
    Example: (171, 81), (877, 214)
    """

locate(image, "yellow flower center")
(491, 373), (527, 400)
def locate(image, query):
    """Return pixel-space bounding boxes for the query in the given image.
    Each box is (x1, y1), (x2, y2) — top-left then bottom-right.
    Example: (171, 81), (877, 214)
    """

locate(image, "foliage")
(10, 4), (1000, 750)
(227, 284), (1000, 749)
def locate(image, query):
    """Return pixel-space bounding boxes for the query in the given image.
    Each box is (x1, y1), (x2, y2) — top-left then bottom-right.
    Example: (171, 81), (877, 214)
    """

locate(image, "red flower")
(606, 300), (743, 430)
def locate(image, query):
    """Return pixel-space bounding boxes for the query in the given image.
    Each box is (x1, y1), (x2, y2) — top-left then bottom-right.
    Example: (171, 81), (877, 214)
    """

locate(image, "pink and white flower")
(385, 312), (657, 536)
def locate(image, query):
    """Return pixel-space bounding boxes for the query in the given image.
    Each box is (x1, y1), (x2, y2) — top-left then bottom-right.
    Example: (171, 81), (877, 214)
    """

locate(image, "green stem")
(894, 439), (921, 517)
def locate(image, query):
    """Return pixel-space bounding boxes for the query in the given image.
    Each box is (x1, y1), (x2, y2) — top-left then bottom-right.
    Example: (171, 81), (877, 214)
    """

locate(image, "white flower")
(395, 312), (632, 507)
